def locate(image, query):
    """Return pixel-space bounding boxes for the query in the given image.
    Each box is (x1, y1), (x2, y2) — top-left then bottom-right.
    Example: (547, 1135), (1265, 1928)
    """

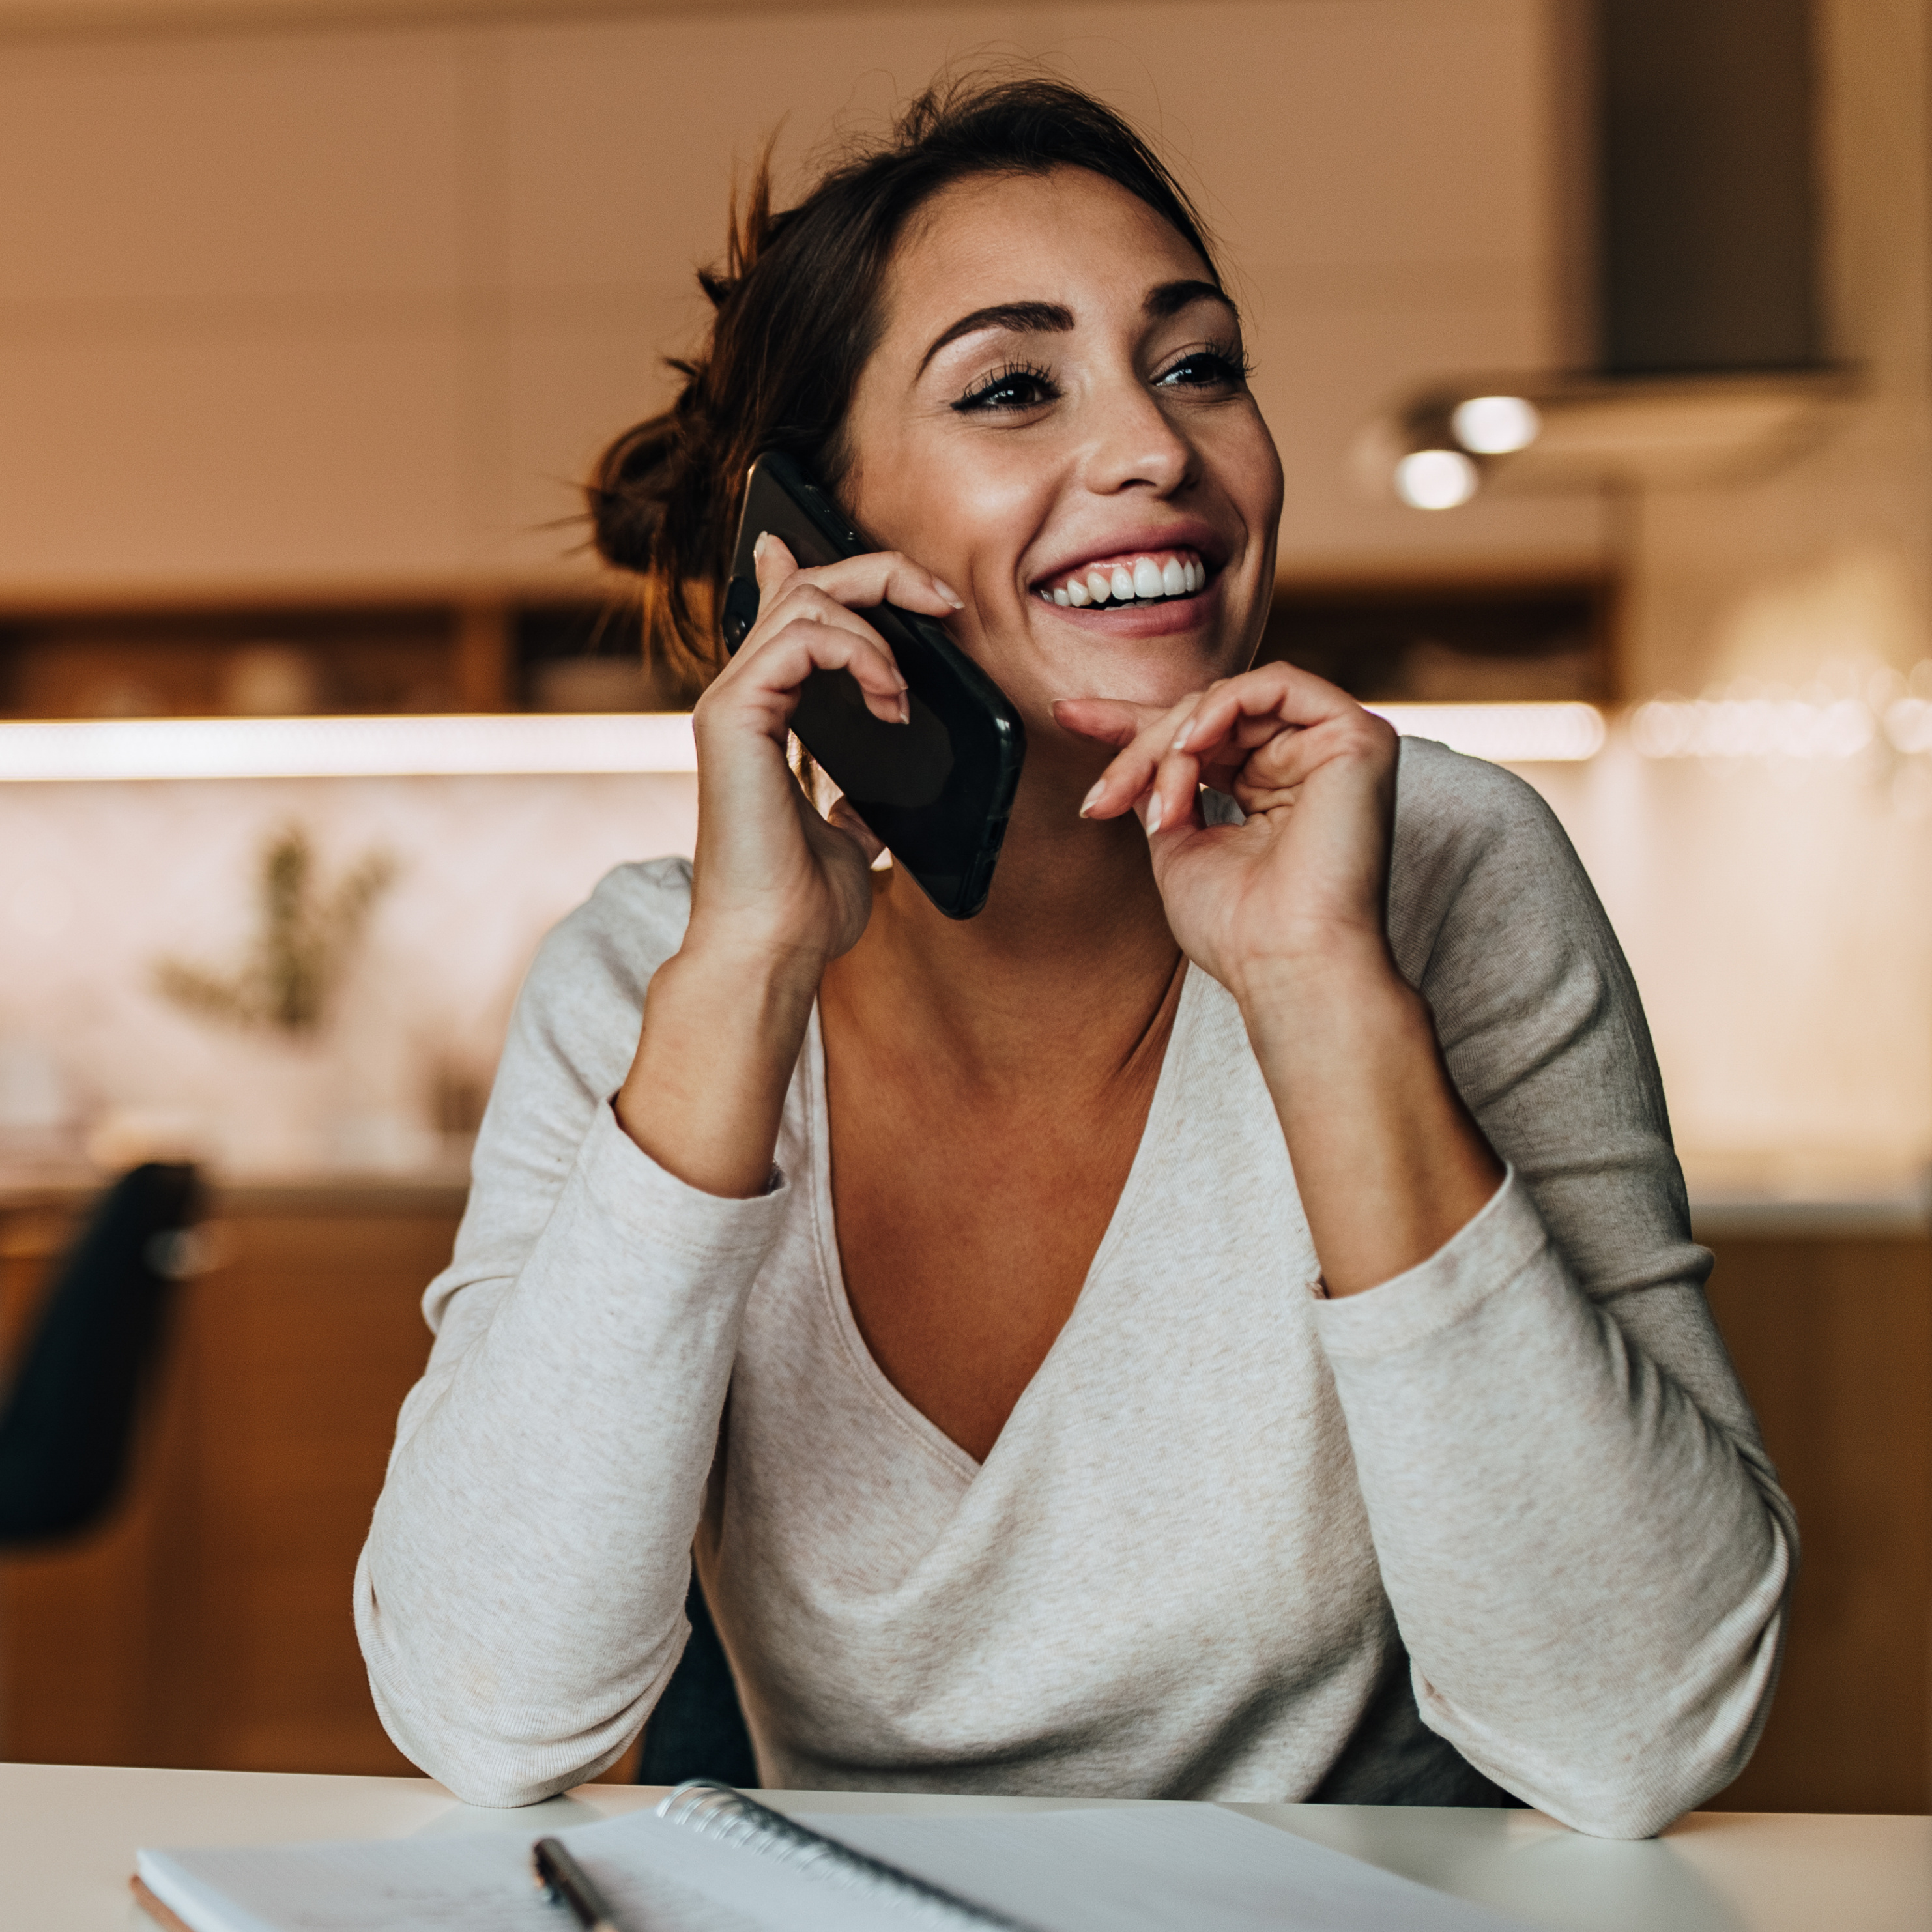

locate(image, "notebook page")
(562, 1809), (952, 1932)
(141, 1809), (922, 1932)
(138, 1824), (779, 1932)
(786, 1803), (1534, 1932)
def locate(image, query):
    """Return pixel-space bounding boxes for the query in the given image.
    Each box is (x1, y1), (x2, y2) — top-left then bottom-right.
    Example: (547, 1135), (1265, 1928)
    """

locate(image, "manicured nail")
(934, 578), (966, 609)
(1078, 781), (1104, 819)
(1172, 721), (1192, 753)
(1144, 796), (1164, 837)
(753, 531), (769, 560)
(898, 695), (910, 725)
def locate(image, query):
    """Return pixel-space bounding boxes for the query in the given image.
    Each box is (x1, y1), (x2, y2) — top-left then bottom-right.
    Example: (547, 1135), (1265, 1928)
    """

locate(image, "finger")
(1076, 692), (1212, 824)
(731, 583), (910, 706)
(755, 583), (909, 674)
(1168, 661), (1357, 762)
(1141, 665), (1376, 826)
(752, 530), (800, 603)
(1052, 696), (1170, 749)
(1233, 708), (1395, 805)
(732, 616), (910, 730)
(754, 539), (963, 619)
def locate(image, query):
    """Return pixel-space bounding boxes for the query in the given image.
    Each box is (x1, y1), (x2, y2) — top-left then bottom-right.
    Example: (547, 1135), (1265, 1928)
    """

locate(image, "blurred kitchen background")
(0, 0), (1925, 1818)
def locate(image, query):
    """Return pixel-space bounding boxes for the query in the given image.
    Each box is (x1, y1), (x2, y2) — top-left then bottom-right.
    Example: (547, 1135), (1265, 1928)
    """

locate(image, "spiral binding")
(656, 1780), (1037, 1930)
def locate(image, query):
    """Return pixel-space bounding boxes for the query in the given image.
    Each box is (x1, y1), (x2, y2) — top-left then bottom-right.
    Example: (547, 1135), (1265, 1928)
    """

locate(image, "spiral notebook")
(135, 1779), (1527, 1932)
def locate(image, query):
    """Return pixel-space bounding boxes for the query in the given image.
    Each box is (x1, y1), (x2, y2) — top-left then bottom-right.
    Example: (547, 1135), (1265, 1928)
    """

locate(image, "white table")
(7, 1761), (1927, 1931)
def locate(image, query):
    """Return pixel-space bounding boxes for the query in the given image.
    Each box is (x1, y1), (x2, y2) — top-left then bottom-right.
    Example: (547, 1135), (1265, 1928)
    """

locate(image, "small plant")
(154, 826), (396, 1037)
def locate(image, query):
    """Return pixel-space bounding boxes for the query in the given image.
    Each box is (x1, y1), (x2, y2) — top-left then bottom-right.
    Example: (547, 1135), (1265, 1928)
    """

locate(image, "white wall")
(0, 770), (699, 1173)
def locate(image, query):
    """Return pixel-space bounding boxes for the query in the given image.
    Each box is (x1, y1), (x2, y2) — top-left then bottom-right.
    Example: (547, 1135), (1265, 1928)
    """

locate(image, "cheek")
(921, 459), (1054, 596)
(858, 447), (1060, 631)
(1209, 408), (1286, 532)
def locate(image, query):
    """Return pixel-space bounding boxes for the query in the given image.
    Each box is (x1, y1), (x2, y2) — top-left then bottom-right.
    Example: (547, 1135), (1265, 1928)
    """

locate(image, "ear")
(1052, 697), (1166, 747)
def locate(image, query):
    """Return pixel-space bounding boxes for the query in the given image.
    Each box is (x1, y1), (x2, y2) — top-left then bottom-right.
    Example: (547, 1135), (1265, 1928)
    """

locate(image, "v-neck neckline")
(800, 960), (1205, 1481)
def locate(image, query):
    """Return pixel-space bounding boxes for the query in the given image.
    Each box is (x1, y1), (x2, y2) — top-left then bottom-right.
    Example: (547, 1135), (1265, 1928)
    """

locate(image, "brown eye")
(954, 361), (1060, 413)
(1156, 348), (1251, 391)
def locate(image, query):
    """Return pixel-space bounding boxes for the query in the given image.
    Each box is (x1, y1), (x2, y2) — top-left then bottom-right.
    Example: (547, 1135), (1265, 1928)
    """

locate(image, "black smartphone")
(719, 451), (1026, 921)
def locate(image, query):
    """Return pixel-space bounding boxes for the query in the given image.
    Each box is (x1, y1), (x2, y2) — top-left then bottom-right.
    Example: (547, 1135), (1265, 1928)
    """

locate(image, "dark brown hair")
(586, 74), (1222, 685)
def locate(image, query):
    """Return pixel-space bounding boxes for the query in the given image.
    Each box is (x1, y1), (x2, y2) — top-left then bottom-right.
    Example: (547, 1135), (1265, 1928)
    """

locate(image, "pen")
(533, 1835), (625, 1932)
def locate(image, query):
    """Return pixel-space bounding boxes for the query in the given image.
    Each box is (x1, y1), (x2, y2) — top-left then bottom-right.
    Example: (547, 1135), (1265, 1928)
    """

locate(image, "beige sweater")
(355, 738), (1795, 1837)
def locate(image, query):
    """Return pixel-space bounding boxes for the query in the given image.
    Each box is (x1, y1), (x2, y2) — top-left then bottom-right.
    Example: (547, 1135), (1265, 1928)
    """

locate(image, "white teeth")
(1045, 553), (1205, 604)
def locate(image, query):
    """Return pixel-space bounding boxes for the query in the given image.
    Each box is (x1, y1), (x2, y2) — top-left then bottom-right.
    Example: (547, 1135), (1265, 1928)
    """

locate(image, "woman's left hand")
(1061, 667), (1500, 1295)
(1056, 663), (1402, 1005)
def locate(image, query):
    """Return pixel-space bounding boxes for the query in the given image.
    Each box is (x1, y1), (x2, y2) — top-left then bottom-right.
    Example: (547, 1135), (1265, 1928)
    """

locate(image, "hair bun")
(586, 414), (681, 575)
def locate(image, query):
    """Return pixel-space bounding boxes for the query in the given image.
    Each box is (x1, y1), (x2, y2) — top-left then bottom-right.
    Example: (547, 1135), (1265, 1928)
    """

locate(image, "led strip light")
(0, 702), (1603, 783)
(0, 712), (700, 781)
(1368, 702), (1606, 764)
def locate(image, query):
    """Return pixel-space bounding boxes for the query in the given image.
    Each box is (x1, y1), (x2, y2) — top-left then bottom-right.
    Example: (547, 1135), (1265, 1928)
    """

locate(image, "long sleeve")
(354, 859), (788, 1806)
(1309, 740), (1796, 1838)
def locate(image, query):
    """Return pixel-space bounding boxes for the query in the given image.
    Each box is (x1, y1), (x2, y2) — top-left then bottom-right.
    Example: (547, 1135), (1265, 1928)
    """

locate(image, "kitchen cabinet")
(1700, 1228), (1932, 1815)
(0, 1182), (461, 1776)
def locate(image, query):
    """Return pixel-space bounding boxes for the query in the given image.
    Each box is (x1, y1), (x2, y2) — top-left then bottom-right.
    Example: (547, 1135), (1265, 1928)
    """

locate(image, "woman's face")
(842, 166), (1284, 752)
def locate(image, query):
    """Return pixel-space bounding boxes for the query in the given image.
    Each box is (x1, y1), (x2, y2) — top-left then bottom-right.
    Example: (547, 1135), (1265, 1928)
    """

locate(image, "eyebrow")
(917, 301), (1073, 375)
(916, 280), (1237, 377)
(1146, 277), (1233, 321)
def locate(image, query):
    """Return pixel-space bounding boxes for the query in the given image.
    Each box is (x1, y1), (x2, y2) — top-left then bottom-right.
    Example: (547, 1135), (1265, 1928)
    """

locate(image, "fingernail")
(898, 695), (910, 725)
(934, 578), (965, 609)
(1172, 722), (1192, 753)
(1078, 781), (1104, 819)
(753, 532), (769, 560)
(1144, 796), (1164, 837)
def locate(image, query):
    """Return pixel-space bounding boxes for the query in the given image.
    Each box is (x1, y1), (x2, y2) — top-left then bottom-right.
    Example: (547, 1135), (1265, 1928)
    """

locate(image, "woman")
(356, 79), (1793, 1837)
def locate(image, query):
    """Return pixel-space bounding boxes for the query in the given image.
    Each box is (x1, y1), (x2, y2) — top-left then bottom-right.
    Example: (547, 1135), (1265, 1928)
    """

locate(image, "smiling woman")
(354, 76), (1795, 1839)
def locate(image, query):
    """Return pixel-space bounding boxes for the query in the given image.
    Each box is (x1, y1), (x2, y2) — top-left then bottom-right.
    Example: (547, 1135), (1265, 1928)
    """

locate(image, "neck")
(822, 764), (1183, 1084)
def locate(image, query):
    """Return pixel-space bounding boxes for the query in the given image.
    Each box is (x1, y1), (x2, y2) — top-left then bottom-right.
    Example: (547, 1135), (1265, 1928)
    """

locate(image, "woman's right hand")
(615, 533), (960, 1198)
(685, 532), (962, 966)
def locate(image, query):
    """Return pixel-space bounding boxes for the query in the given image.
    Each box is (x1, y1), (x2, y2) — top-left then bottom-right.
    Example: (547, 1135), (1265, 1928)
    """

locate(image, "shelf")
(0, 591), (699, 721)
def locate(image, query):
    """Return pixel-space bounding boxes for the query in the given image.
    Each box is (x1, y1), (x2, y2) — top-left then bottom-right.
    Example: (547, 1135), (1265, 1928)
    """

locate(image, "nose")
(1078, 372), (1198, 499)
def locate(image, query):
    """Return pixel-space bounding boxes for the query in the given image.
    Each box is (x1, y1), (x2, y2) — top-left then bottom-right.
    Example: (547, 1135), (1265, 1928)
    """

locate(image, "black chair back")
(638, 1569), (758, 1788)
(0, 1162), (199, 1544)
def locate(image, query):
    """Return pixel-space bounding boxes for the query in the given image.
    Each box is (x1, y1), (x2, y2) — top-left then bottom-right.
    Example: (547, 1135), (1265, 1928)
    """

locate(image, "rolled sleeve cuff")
(1311, 1166), (1550, 1361)
(573, 1095), (794, 1271)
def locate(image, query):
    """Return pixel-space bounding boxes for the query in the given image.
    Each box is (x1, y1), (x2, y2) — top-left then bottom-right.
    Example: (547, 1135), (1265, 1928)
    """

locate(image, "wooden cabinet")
(0, 1181), (645, 1781)
(1701, 1232), (1932, 1815)
(1, 1195), (1925, 1811)
(0, 1186), (457, 1775)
